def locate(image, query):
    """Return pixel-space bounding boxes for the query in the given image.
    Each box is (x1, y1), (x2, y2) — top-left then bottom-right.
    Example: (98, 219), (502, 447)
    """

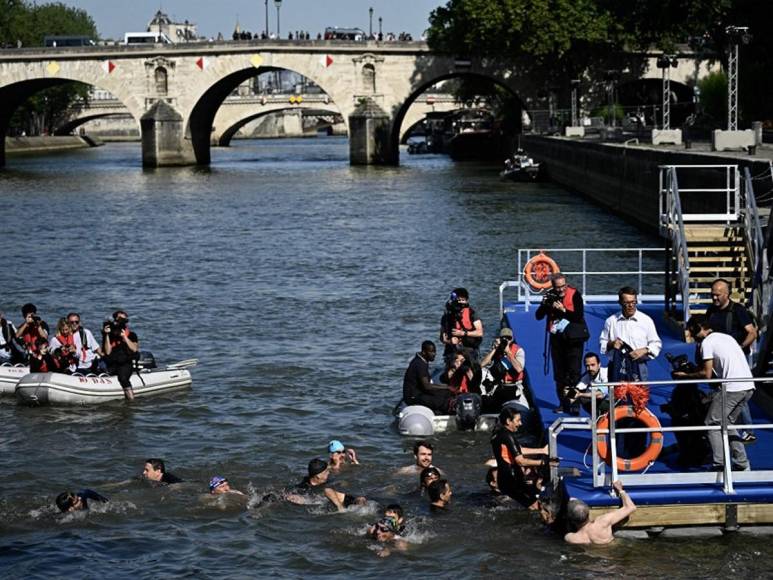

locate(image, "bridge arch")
(389, 72), (526, 164)
(217, 106), (342, 146)
(186, 59), (346, 165)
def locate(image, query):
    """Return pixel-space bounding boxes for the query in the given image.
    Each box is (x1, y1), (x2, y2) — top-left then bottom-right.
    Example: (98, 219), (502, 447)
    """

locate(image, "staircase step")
(689, 266), (746, 272)
(687, 256), (747, 262)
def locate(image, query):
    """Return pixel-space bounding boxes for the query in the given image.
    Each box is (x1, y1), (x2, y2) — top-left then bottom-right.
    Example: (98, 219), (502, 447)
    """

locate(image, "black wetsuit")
(77, 488), (109, 508)
(161, 472), (183, 484)
(293, 477), (356, 507)
(490, 427), (538, 508)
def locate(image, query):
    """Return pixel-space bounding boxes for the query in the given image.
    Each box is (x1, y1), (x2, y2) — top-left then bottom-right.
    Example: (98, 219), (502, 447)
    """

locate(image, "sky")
(57, 0), (447, 41)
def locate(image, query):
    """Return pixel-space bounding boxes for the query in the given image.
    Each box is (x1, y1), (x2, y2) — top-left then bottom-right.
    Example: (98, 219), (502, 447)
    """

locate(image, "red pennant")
(196, 57), (204, 70)
(326, 55), (333, 67)
(108, 61), (116, 73)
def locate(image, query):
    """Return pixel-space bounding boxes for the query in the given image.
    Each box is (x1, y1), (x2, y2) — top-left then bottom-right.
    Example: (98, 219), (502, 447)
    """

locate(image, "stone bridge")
(0, 40), (718, 167)
(61, 92), (465, 145)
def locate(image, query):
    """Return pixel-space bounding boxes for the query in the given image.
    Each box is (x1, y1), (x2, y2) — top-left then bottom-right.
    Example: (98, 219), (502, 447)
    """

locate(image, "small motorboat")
(14, 357), (197, 405)
(0, 363), (29, 395)
(500, 152), (541, 181)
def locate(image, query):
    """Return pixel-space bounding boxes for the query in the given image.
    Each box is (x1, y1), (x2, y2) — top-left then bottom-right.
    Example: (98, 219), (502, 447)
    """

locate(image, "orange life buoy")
(523, 251), (559, 291)
(596, 405), (663, 472)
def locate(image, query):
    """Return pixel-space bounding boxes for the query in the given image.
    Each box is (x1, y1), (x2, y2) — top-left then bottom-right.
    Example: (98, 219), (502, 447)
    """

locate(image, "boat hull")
(15, 369), (192, 405)
(0, 365), (29, 395)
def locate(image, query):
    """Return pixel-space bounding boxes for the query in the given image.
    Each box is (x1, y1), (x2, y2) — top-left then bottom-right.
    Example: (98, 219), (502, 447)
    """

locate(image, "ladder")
(659, 165), (766, 330)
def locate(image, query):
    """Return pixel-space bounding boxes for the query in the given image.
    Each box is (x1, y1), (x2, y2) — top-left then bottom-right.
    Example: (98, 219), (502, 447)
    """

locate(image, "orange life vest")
(503, 342), (525, 383)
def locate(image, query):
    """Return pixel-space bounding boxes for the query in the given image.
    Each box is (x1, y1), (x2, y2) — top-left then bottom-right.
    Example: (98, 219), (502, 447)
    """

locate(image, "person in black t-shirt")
(286, 458), (366, 511)
(402, 340), (453, 414)
(102, 310), (139, 401)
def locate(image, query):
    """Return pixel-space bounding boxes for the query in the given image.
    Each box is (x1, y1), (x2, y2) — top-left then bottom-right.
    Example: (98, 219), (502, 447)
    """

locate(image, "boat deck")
(503, 300), (773, 526)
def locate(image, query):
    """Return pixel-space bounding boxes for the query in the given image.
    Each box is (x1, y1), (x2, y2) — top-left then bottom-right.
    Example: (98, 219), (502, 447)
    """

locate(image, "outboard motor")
(398, 405), (435, 436)
(455, 393), (482, 431)
(135, 351), (157, 370)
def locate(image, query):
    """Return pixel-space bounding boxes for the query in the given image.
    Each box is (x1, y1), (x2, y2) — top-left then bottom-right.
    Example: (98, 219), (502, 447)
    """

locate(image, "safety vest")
(449, 368), (470, 393)
(546, 286), (577, 330)
(452, 306), (482, 349)
(503, 342), (525, 383)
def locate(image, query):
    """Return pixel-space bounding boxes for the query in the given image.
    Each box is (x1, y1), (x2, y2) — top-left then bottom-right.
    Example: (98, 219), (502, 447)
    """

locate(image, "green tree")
(697, 71), (727, 126)
(4, 1), (98, 136)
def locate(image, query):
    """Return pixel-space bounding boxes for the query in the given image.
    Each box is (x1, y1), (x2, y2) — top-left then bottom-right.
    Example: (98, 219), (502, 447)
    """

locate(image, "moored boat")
(0, 363), (29, 395)
(15, 358), (196, 405)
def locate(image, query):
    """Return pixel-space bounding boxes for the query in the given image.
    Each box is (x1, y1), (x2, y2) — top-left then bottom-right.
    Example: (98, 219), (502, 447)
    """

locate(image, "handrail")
(661, 167), (692, 322)
(547, 375), (773, 495)
(743, 168), (770, 339)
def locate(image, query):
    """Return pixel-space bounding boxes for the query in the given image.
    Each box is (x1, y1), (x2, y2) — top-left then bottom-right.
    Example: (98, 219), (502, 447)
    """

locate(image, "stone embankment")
(5, 135), (102, 154)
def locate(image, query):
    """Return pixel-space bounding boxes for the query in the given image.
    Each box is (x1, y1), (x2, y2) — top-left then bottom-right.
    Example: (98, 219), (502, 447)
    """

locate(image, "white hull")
(0, 364), (29, 395)
(15, 369), (192, 405)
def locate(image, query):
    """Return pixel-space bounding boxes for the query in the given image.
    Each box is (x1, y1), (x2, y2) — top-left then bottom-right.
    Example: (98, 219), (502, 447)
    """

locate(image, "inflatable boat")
(0, 363), (29, 395)
(15, 358), (197, 405)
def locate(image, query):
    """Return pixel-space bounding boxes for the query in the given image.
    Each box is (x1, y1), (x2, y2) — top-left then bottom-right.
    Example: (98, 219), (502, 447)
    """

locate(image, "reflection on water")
(0, 139), (766, 576)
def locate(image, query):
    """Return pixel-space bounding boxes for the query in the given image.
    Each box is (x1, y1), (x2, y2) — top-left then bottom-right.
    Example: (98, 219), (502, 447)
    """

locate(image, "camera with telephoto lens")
(446, 298), (464, 315)
(29, 314), (41, 324)
(103, 318), (127, 337)
(542, 288), (562, 306)
(666, 353), (697, 375)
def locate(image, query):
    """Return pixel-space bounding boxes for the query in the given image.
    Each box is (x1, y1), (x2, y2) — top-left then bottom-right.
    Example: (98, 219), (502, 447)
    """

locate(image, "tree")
(4, 1), (98, 136)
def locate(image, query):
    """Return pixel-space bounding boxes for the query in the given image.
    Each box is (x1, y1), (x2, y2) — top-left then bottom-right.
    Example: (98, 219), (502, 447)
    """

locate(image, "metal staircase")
(659, 165), (767, 332)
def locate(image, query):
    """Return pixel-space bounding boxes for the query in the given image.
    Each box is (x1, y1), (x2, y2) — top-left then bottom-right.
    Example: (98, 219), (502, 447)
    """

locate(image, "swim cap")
(328, 440), (345, 453)
(209, 476), (228, 492)
(307, 458), (328, 478)
(374, 517), (398, 534)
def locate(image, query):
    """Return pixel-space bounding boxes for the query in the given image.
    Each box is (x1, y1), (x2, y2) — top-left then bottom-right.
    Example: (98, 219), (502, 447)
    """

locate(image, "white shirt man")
(571, 353), (609, 414)
(600, 287), (662, 381)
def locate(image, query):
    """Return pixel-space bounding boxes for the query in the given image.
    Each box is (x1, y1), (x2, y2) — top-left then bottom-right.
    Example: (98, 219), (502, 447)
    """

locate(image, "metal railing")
(658, 164), (741, 225)
(500, 248), (664, 315)
(743, 168), (770, 336)
(661, 167), (693, 322)
(547, 375), (773, 495)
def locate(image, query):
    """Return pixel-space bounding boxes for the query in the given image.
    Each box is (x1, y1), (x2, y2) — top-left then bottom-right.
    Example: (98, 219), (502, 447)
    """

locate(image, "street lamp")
(725, 25), (752, 131)
(656, 54), (678, 130)
(604, 70), (620, 128)
(570, 79), (580, 127)
(264, 0), (269, 37)
(369, 7), (374, 39)
(378, 17), (382, 37)
(275, 0), (282, 37)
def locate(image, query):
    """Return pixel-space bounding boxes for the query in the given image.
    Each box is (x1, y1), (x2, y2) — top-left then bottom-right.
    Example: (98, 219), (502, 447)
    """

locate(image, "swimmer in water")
(209, 476), (245, 496)
(328, 440), (359, 473)
(142, 458), (183, 485)
(55, 489), (109, 512)
(427, 479), (452, 511)
(286, 458), (366, 512)
(419, 466), (441, 492)
(369, 517), (408, 558)
(397, 440), (437, 475)
(564, 480), (636, 545)
(368, 503), (407, 536)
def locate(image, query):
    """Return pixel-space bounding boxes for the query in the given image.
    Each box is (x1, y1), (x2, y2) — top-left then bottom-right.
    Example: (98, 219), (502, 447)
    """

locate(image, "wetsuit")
(161, 471), (183, 484)
(490, 427), (538, 508)
(77, 489), (109, 508)
(293, 477), (357, 507)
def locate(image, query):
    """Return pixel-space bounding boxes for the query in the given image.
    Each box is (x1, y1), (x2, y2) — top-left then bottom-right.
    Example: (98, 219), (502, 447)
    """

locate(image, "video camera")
(103, 318), (128, 337)
(666, 353), (697, 375)
(542, 288), (562, 306)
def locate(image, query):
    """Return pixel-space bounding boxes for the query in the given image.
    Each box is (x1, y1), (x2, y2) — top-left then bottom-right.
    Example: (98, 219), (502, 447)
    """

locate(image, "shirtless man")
(564, 480), (636, 545)
(396, 440), (436, 475)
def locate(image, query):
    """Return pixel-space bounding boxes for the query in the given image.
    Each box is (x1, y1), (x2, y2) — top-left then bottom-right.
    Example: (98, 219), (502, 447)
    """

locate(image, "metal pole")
(265, 0), (269, 37)
(721, 385), (735, 493)
(609, 386), (618, 482)
(379, 17), (382, 36)
(571, 86), (578, 127)
(728, 41), (738, 130)
(662, 66), (671, 130)
(369, 7), (373, 38)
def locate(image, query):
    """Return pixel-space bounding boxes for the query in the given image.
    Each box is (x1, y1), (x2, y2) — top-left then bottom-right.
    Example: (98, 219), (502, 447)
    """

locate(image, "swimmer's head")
(371, 517), (399, 541)
(55, 491), (82, 513)
(143, 458), (166, 481)
(413, 440), (433, 468)
(427, 478), (452, 504)
(419, 466), (440, 489)
(384, 503), (404, 524)
(307, 458), (329, 483)
(209, 476), (230, 494)
(567, 499), (590, 528)
(328, 440), (345, 454)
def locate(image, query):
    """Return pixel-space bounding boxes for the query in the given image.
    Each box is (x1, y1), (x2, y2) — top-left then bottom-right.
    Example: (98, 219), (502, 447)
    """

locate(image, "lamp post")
(378, 17), (382, 37)
(264, 0), (269, 37)
(369, 7), (374, 39)
(570, 79), (580, 127)
(656, 55), (678, 130)
(275, 0), (282, 37)
(725, 25), (752, 131)
(604, 70), (619, 128)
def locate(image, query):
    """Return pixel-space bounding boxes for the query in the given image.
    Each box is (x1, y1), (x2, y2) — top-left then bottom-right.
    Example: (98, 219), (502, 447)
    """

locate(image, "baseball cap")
(328, 440), (345, 453)
(499, 327), (513, 338)
(209, 476), (228, 493)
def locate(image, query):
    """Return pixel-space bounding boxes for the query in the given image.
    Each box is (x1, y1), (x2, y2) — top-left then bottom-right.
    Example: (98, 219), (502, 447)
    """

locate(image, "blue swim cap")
(209, 476), (227, 492)
(328, 440), (345, 453)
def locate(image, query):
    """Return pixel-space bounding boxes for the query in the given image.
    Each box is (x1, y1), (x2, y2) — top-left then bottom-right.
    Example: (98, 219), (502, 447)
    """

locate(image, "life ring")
(523, 251), (559, 291)
(596, 405), (663, 471)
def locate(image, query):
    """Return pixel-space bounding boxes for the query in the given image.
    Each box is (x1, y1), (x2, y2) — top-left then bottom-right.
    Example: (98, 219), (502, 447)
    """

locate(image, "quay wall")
(6, 135), (101, 154)
(523, 136), (772, 233)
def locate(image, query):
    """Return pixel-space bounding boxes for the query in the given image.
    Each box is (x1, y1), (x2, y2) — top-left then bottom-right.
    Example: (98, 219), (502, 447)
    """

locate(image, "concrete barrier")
(5, 135), (101, 154)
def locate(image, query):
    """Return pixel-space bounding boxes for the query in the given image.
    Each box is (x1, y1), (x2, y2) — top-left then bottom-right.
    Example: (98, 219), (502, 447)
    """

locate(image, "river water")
(0, 138), (769, 578)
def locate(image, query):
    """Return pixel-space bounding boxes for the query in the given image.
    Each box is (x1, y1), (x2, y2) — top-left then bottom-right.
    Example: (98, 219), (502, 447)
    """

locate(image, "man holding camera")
(600, 287), (661, 383)
(439, 288), (483, 363)
(102, 310), (139, 401)
(673, 315), (754, 471)
(535, 274), (589, 413)
(567, 352), (610, 415)
(1, 311), (23, 364)
(15, 303), (49, 361)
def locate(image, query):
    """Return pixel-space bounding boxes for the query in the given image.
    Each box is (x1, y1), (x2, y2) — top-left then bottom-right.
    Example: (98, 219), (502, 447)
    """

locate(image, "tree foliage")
(3, 1), (98, 135)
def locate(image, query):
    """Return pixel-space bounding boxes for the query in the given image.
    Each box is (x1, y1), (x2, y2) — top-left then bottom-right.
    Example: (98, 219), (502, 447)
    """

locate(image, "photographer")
(439, 350), (475, 395)
(673, 315), (754, 471)
(439, 288), (483, 363)
(535, 274), (589, 413)
(480, 327), (526, 409)
(567, 352), (609, 416)
(15, 303), (49, 360)
(102, 310), (139, 401)
(1, 311), (24, 364)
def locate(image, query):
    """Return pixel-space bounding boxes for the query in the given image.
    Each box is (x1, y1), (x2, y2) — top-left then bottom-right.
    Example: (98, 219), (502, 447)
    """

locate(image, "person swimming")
(209, 476), (245, 496)
(55, 489), (108, 512)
